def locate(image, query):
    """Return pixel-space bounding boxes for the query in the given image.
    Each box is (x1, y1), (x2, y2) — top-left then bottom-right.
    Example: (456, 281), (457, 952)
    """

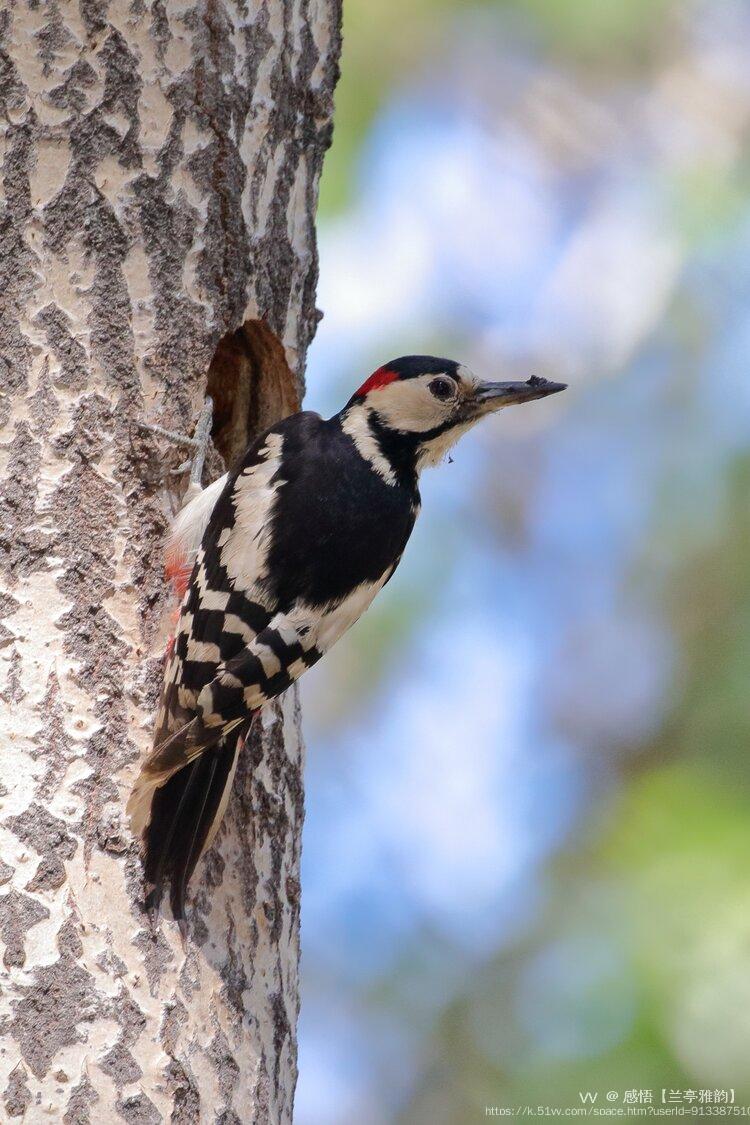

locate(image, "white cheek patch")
(369, 375), (450, 434)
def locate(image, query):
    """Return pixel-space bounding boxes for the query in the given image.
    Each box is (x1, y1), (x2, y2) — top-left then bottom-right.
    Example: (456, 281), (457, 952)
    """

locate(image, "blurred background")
(296, 0), (750, 1119)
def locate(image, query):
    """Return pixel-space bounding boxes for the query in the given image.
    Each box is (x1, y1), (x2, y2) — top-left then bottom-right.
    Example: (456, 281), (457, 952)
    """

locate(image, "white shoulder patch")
(216, 432), (285, 589)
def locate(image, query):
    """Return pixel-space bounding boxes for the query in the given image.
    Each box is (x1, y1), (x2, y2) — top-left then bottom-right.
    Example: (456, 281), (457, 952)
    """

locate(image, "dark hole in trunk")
(206, 320), (300, 469)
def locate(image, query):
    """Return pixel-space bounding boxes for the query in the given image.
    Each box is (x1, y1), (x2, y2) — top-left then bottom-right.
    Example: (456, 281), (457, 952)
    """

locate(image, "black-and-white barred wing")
(154, 425), (289, 742)
(128, 421), (296, 841)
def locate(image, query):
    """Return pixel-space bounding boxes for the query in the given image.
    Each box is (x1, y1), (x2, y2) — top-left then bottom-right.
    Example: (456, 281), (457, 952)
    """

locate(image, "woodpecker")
(128, 356), (565, 928)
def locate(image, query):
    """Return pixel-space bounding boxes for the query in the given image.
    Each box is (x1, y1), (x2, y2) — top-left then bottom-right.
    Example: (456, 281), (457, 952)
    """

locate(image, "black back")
(262, 412), (419, 609)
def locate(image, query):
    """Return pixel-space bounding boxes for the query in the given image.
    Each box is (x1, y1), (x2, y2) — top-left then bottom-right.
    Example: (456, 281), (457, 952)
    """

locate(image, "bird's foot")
(135, 396), (214, 490)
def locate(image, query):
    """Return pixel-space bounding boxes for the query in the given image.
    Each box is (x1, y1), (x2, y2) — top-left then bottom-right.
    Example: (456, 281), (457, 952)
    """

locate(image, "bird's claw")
(136, 397), (214, 488)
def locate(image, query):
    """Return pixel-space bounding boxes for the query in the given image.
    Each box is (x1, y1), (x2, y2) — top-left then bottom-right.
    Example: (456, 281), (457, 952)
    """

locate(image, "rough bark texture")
(0, 0), (340, 1120)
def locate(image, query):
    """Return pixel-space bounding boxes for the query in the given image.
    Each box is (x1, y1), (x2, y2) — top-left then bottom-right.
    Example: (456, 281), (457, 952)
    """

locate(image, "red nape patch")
(354, 366), (400, 398)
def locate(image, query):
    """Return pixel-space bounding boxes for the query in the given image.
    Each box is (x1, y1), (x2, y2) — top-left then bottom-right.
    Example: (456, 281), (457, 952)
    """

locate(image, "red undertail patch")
(355, 366), (400, 397)
(163, 552), (191, 659)
(165, 553), (192, 602)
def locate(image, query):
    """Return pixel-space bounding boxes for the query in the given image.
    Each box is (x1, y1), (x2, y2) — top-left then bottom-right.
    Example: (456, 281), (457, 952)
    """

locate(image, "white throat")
(416, 420), (474, 470)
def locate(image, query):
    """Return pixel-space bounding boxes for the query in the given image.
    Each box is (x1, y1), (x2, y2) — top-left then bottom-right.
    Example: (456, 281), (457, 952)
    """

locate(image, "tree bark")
(0, 0), (340, 1120)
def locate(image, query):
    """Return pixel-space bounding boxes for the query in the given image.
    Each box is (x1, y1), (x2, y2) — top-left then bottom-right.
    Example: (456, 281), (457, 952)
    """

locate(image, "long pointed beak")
(474, 375), (567, 409)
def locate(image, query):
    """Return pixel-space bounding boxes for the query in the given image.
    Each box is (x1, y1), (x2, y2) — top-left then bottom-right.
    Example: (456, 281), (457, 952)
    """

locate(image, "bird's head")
(341, 355), (566, 482)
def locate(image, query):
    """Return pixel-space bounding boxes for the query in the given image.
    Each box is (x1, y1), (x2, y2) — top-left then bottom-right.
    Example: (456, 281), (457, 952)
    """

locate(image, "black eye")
(429, 377), (455, 400)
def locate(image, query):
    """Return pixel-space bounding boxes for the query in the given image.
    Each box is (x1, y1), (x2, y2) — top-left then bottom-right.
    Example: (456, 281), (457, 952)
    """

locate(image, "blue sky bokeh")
(294, 2), (750, 1119)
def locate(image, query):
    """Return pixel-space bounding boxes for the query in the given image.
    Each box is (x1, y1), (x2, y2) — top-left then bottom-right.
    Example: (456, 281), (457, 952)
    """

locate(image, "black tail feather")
(144, 743), (237, 923)
(144, 757), (203, 917)
(143, 761), (184, 914)
(170, 753), (218, 922)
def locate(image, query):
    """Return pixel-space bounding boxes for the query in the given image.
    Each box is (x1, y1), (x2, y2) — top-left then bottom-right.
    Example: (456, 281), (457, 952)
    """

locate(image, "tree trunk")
(0, 0), (340, 1119)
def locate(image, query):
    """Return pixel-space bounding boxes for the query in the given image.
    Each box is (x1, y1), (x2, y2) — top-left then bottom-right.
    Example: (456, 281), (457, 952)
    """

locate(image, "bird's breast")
(311, 571), (393, 653)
